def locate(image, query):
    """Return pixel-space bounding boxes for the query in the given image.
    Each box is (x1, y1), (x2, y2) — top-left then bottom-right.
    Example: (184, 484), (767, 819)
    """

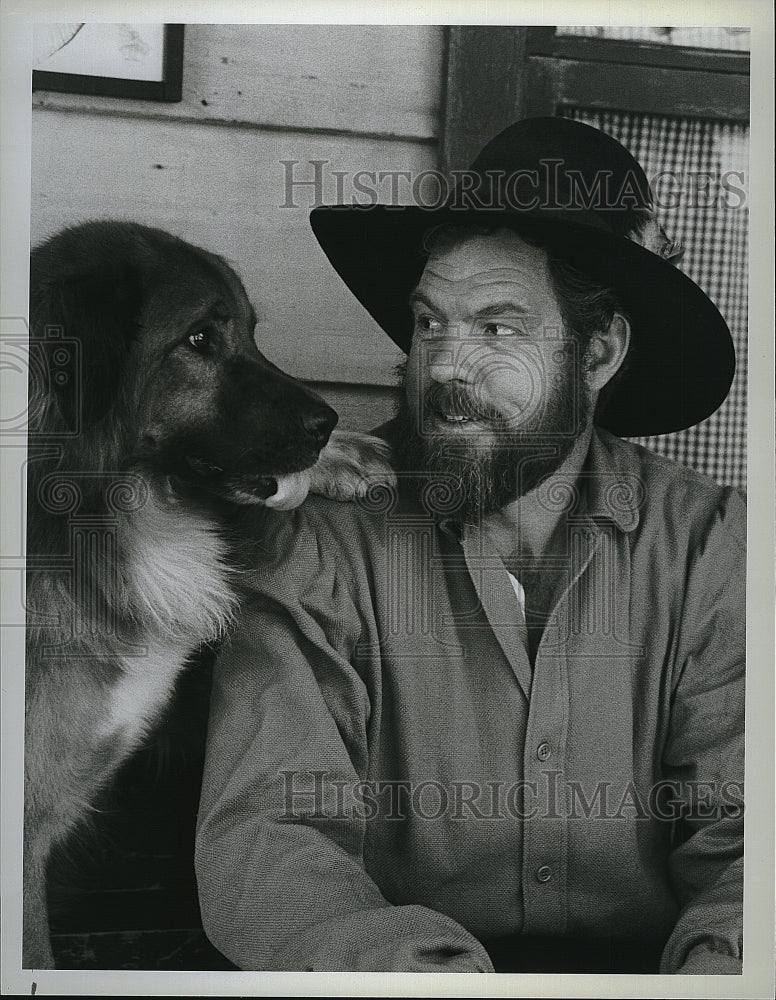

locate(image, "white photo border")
(1, 2), (773, 997)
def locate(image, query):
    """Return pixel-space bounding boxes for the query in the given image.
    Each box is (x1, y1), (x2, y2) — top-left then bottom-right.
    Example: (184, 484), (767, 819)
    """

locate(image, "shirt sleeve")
(659, 488), (746, 975)
(194, 506), (494, 972)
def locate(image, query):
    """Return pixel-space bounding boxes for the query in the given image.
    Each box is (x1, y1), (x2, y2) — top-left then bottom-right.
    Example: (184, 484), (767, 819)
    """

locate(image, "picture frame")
(32, 23), (184, 102)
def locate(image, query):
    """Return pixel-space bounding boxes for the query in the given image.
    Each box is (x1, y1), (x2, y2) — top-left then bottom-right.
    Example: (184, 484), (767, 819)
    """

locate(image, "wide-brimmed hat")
(310, 116), (735, 437)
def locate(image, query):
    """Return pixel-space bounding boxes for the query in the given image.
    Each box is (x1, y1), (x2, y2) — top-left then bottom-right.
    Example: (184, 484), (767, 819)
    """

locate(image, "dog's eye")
(187, 328), (215, 353)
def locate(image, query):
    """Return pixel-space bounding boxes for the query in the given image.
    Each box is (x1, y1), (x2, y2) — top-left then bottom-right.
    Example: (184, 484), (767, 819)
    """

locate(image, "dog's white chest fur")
(99, 487), (236, 746)
(100, 639), (195, 747)
(120, 486), (236, 640)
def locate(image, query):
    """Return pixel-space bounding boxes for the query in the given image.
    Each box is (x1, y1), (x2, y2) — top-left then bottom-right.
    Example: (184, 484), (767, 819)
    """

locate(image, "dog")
(23, 220), (394, 969)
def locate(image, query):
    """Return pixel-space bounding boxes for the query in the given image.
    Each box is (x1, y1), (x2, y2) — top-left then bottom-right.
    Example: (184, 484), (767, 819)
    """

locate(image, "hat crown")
(456, 116), (653, 239)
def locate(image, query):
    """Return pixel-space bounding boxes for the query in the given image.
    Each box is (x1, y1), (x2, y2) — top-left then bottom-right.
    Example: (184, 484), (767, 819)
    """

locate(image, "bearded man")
(195, 118), (745, 975)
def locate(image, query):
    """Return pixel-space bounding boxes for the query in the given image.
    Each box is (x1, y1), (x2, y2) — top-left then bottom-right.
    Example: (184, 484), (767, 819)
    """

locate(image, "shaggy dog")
(24, 221), (392, 968)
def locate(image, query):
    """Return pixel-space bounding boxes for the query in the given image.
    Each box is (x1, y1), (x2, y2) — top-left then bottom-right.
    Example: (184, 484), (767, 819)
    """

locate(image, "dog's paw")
(309, 429), (396, 502)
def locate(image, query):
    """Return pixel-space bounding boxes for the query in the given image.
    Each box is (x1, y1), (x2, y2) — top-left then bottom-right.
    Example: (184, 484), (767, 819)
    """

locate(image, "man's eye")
(414, 316), (444, 337)
(482, 322), (517, 337)
(187, 328), (215, 352)
(480, 318), (535, 338)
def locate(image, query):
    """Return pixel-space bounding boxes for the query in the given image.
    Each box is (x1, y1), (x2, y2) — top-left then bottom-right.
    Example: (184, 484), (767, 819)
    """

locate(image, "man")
(195, 118), (744, 974)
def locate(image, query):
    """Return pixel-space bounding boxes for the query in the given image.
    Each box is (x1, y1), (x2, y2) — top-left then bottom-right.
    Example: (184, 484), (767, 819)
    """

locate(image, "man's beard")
(391, 357), (591, 524)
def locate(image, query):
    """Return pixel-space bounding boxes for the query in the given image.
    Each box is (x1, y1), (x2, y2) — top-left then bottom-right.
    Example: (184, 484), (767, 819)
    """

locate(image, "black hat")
(310, 116), (735, 437)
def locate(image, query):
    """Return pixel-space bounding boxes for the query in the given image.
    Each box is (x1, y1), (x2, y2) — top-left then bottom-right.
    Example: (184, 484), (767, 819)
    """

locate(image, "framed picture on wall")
(32, 23), (184, 101)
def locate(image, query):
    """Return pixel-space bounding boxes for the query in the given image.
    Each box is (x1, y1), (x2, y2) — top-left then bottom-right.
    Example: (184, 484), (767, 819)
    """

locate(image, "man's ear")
(584, 313), (631, 394)
(30, 262), (142, 432)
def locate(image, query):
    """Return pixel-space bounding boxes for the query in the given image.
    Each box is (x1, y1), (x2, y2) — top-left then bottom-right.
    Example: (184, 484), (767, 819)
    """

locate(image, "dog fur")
(23, 220), (393, 968)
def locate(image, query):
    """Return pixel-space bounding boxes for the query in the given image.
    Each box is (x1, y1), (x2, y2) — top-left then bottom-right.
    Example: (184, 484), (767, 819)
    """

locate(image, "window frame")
(440, 26), (750, 174)
(524, 27), (749, 122)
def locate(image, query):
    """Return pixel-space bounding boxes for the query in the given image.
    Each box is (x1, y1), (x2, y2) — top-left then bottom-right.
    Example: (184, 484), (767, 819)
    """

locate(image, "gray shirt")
(195, 428), (745, 973)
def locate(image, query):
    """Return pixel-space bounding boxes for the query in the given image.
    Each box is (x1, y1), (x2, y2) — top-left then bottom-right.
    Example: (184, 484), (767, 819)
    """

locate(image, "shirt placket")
(459, 527), (532, 702)
(519, 520), (605, 935)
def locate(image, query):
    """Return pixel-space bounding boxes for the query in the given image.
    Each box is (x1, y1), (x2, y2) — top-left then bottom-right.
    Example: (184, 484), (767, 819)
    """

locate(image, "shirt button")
(536, 742), (552, 761)
(536, 865), (553, 883)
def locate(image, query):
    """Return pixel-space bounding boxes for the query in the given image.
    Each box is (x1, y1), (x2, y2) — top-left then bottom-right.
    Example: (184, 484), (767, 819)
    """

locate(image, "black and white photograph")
(1, 2), (774, 996)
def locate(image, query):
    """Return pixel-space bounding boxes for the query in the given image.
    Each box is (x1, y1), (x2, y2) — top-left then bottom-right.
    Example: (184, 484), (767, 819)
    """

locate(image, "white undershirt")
(506, 571), (526, 619)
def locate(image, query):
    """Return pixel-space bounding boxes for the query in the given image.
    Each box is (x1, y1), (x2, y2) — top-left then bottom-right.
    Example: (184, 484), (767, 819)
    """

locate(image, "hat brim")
(310, 204), (735, 437)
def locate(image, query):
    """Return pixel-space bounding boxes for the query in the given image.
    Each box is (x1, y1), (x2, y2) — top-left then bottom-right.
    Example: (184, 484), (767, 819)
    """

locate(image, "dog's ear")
(30, 261), (143, 431)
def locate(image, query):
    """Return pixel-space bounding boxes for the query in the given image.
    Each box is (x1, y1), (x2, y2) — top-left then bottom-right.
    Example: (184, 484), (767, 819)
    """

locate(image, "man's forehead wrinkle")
(422, 261), (538, 284)
(414, 269), (538, 313)
(425, 229), (546, 269)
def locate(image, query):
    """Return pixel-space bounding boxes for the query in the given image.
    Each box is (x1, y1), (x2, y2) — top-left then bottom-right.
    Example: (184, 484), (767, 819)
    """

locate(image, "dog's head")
(30, 221), (338, 507)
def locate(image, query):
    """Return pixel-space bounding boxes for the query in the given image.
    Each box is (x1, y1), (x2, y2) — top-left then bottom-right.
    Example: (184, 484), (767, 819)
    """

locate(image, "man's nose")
(425, 333), (477, 384)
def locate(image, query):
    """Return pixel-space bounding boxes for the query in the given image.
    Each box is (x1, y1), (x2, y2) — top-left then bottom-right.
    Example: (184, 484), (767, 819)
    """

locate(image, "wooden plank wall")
(32, 24), (446, 428)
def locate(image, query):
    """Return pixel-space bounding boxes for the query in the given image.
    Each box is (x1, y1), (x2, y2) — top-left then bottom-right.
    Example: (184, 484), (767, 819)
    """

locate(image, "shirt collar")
(579, 426), (643, 533)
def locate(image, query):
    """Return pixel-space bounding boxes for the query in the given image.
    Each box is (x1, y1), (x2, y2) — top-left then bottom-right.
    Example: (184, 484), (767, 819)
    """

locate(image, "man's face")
(394, 228), (593, 522)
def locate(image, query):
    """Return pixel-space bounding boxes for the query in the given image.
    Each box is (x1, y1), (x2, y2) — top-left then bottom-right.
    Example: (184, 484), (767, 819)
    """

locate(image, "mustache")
(423, 381), (504, 423)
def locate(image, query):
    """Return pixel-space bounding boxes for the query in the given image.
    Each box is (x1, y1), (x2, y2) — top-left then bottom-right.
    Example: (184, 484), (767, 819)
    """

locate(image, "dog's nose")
(302, 404), (338, 447)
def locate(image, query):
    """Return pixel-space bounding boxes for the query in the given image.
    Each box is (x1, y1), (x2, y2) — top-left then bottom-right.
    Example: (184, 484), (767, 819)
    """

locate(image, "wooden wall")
(31, 25), (447, 427)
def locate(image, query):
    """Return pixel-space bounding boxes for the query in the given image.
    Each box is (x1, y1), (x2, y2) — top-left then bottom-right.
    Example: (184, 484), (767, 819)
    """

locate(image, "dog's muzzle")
(184, 453), (313, 508)
(185, 455), (227, 479)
